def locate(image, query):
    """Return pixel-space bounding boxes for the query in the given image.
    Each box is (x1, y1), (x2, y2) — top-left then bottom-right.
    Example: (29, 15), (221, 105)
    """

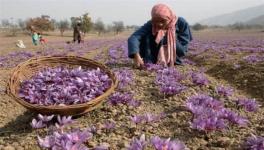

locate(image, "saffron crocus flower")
(31, 119), (46, 129)
(244, 135), (264, 150)
(216, 85), (233, 97)
(38, 114), (54, 122)
(56, 115), (74, 127)
(87, 125), (97, 134)
(130, 113), (165, 124)
(130, 116), (144, 124)
(114, 68), (134, 89)
(66, 129), (93, 143)
(191, 72), (209, 86)
(150, 136), (187, 150)
(155, 68), (186, 95)
(37, 135), (56, 148)
(108, 92), (141, 107)
(38, 129), (91, 150)
(127, 134), (147, 150)
(236, 97), (259, 112)
(144, 63), (164, 72)
(103, 121), (116, 130)
(186, 94), (248, 132)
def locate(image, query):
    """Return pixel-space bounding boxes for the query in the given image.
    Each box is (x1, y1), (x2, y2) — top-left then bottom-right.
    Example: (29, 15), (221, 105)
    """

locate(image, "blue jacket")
(128, 17), (193, 64)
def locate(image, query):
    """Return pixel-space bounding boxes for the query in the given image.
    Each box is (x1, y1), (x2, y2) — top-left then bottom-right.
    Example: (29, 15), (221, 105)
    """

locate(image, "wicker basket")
(7, 56), (118, 116)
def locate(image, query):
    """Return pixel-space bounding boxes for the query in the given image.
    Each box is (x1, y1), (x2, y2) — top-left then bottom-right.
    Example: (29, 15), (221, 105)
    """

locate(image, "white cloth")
(16, 40), (26, 48)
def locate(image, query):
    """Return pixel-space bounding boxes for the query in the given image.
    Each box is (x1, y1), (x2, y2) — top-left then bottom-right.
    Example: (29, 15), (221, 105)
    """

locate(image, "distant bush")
(192, 23), (208, 31)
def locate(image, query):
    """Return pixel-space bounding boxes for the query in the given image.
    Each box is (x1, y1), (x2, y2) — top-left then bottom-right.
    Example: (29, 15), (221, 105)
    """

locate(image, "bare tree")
(1, 19), (10, 27)
(93, 19), (105, 35)
(112, 21), (125, 34)
(17, 19), (26, 30)
(58, 20), (70, 36)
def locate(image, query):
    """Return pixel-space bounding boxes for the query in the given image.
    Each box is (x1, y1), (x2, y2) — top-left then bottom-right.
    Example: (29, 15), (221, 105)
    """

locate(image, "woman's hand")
(133, 53), (144, 68)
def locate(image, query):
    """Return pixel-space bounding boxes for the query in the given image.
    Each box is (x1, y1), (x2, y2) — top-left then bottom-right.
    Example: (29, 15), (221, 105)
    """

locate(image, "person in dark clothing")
(128, 3), (193, 67)
(73, 23), (82, 44)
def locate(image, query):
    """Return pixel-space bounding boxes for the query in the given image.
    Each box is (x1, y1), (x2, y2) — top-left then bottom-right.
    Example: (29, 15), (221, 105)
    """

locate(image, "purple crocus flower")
(236, 97), (259, 112)
(150, 136), (187, 150)
(186, 94), (248, 132)
(191, 72), (209, 86)
(31, 119), (46, 129)
(114, 68), (134, 89)
(57, 115), (74, 127)
(87, 125), (97, 134)
(37, 135), (56, 148)
(130, 116), (144, 124)
(244, 135), (264, 150)
(103, 121), (116, 130)
(216, 85), (233, 97)
(66, 129), (93, 143)
(38, 114), (54, 122)
(108, 92), (141, 107)
(127, 134), (147, 150)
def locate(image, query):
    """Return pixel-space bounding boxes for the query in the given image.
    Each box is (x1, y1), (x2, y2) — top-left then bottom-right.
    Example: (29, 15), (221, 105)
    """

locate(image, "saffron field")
(0, 30), (263, 150)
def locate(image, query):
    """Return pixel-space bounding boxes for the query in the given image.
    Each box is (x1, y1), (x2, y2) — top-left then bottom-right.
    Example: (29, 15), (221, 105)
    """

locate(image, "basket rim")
(7, 55), (118, 110)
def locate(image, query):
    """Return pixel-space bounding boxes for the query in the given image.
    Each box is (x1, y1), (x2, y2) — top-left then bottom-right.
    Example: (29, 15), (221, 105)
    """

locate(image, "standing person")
(73, 22), (82, 44)
(32, 30), (39, 46)
(38, 33), (47, 45)
(128, 3), (193, 68)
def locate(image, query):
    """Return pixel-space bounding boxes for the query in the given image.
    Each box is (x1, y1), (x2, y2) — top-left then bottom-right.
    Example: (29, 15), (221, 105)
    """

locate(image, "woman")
(128, 3), (193, 67)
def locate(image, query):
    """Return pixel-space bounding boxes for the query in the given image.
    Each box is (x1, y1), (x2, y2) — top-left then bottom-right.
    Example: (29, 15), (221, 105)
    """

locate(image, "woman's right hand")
(133, 53), (144, 68)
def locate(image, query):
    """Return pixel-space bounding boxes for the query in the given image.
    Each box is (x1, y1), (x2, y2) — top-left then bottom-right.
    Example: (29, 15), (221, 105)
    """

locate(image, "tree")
(17, 19), (26, 30)
(192, 23), (207, 31)
(231, 22), (245, 31)
(26, 15), (55, 32)
(1, 19), (10, 27)
(58, 20), (70, 36)
(70, 17), (81, 28)
(93, 19), (105, 35)
(81, 13), (92, 34)
(112, 21), (125, 34)
(9, 24), (19, 36)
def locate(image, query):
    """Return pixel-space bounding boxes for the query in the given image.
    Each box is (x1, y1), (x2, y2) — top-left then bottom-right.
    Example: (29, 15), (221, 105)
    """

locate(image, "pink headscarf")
(151, 4), (178, 67)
